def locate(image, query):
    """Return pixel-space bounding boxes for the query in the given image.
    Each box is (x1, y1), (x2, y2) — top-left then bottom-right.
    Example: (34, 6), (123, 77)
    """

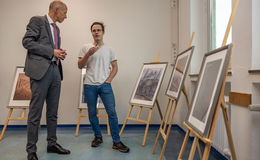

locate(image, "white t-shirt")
(78, 43), (117, 85)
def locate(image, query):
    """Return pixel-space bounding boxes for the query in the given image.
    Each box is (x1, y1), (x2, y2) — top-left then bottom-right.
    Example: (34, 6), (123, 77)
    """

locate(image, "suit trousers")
(26, 63), (61, 153)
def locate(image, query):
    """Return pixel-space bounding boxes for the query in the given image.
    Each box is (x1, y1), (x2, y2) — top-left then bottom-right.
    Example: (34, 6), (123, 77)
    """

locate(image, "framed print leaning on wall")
(166, 46), (194, 99)
(130, 62), (168, 106)
(186, 44), (232, 137)
(9, 66), (31, 106)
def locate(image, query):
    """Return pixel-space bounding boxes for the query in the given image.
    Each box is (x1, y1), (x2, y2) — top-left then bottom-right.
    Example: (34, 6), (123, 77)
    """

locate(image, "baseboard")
(0, 124), (228, 160)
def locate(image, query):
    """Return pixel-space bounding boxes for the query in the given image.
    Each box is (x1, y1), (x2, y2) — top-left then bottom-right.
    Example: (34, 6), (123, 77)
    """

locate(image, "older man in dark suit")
(22, 1), (70, 160)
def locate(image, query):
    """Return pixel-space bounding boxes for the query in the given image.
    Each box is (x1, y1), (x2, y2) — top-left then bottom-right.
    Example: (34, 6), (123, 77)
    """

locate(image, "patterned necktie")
(51, 23), (59, 64)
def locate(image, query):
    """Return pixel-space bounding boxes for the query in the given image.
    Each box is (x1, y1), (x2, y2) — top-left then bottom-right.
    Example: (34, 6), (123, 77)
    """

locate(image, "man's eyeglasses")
(92, 29), (102, 33)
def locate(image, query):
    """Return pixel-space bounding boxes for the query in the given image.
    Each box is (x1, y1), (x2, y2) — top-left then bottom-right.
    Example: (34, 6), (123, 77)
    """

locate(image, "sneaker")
(112, 141), (130, 153)
(91, 137), (103, 147)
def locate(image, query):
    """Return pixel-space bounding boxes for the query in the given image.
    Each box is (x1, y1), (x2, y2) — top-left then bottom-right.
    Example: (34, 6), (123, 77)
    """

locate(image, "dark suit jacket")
(22, 15), (63, 80)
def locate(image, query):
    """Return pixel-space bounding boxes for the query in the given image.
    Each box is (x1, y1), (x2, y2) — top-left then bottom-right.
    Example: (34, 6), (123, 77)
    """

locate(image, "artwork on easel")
(79, 68), (87, 107)
(166, 47), (194, 99)
(186, 44), (232, 137)
(130, 62), (168, 106)
(78, 68), (104, 108)
(9, 66), (31, 106)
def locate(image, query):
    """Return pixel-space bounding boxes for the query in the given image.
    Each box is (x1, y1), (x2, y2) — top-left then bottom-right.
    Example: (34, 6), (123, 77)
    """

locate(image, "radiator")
(212, 96), (231, 158)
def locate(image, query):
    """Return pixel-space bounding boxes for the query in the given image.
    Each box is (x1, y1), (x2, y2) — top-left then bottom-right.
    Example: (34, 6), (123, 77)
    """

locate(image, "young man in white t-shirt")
(78, 22), (129, 153)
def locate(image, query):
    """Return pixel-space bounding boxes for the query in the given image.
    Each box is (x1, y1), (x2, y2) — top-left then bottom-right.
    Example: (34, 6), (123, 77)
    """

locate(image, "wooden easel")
(152, 88), (204, 160)
(152, 33), (202, 160)
(178, 75), (236, 160)
(0, 106), (28, 140)
(152, 96), (179, 160)
(178, 1), (239, 159)
(119, 55), (164, 146)
(75, 106), (111, 136)
(119, 100), (163, 146)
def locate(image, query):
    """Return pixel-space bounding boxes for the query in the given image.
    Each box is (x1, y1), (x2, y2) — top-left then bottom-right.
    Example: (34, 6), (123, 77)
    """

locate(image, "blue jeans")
(84, 82), (120, 143)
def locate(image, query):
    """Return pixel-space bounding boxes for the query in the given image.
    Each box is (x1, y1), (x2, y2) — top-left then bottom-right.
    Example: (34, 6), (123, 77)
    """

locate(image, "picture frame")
(186, 44), (232, 137)
(130, 62), (168, 106)
(78, 68), (104, 108)
(9, 66), (31, 106)
(79, 68), (87, 107)
(166, 46), (194, 99)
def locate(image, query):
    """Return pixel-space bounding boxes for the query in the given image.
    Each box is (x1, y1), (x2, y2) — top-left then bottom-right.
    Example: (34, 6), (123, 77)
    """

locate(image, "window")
(209, 0), (232, 50)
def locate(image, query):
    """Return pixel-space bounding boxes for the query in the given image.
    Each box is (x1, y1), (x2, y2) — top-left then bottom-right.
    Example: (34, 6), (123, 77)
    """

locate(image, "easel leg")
(182, 85), (190, 111)
(106, 115), (111, 136)
(188, 137), (199, 160)
(159, 135), (168, 160)
(159, 103), (176, 160)
(21, 108), (26, 118)
(142, 108), (153, 146)
(75, 109), (82, 136)
(152, 126), (161, 154)
(197, 142), (202, 159)
(178, 130), (190, 160)
(156, 99), (163, 120)
(0, 108), (13, 140)
(221, 102), (237, 160)
(152, 99), (172, 154)
(152, 99), (172, 153)
(201, 143), (211, 160)
(119, 105), (133, 136)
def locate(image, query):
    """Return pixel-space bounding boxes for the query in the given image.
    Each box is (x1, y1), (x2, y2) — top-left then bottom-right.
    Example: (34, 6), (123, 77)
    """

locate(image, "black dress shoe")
(27, 152), (38, 160)
(47, 143), (70, 154)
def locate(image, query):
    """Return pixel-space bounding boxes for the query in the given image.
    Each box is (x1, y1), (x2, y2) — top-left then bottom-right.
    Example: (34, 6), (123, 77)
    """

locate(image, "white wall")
(190, 0), (208, 74)
(251, 0), (260, 69)
(231, 0), (260, 159)
(0, 0), (173, 125)
(231, 3), (252, 159)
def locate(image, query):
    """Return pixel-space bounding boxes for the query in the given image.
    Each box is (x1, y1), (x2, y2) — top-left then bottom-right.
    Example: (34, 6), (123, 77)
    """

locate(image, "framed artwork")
(166, 46), (194, 99)
(186, 44), (232, 137)
(79, 68), (87, 107)
(9, 66), (31, 106)
(78, 68), (104, 108)
(130, 62), (168, 106)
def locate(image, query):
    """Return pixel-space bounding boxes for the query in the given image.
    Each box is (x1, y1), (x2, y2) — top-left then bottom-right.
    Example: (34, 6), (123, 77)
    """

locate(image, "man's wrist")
(105, 79), (112, 83)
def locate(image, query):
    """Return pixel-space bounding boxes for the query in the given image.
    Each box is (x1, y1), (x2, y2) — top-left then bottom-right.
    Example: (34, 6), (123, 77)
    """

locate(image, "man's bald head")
(49, 0), (67, 11)
(48, 0), (67, 23)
